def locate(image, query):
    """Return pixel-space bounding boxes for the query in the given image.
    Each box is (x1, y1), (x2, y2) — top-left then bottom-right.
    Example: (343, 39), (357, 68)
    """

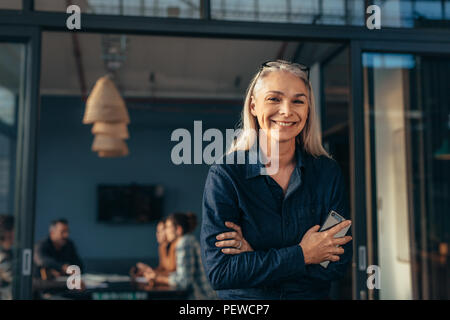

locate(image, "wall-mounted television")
(97, 184), (164, 224)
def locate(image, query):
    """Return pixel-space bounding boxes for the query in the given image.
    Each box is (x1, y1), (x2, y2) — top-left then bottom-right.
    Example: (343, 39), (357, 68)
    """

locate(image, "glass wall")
(210, 0), (450, 28)
(363, 52), (450, 299)
(35, 0), (201, 18)
(211, 0), (365, 25)
(0, 1), (22, 10)
(32, 0), (450, 27)
(0, 42), (25, 300)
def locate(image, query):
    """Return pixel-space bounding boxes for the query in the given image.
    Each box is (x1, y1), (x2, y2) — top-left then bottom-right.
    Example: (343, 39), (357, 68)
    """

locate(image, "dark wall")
(34, 95), (240, 263)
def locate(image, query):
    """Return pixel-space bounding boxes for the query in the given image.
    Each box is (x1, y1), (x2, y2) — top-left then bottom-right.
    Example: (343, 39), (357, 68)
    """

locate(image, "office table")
(34, 275), (188, 300)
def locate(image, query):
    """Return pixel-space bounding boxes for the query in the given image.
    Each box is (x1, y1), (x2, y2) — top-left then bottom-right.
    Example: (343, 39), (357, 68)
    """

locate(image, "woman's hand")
(136, 262), (151, 273)
(143, 268), (156, 281)
(299, 220), (352, 265)
(215, 221), (254, 254)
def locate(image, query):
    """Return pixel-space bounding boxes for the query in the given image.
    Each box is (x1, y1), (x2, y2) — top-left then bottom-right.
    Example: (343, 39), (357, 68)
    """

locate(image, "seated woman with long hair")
(134, 218), (176, 278)
(143, 212), (216, 300)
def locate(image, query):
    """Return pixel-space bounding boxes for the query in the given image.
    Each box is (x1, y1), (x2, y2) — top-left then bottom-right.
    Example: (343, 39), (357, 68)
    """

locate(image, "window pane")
(35, 0), (201, 18)
(348, 0), (365, 26)
(0, 0), (21, 10)
(211, 0), (353, 24)
(373, 0), (449, 28)
(0, 135), (10, 213)
(322, 0), (345, 25)
(363, 52), (450, 299)
(0, 88), (15, 126)
(0, 42), (25, 300)
(447, 1), (450, 19)
(211, 0), (449, 28)
(415, 0), (444, 20)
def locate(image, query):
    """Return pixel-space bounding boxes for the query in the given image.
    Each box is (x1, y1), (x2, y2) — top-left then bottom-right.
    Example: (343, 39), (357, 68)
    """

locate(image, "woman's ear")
(176, 225), (183, 237)
(249, 96), (257, 117)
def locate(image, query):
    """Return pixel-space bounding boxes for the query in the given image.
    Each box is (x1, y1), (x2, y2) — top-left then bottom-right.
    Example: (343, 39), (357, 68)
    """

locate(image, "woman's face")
(156, 222), (166, 244)
(165, 219), (179, 242)
(250, 70), (309, 143)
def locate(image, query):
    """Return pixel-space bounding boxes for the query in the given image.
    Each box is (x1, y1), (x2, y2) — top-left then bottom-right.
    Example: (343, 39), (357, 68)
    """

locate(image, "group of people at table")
(42, 213), (217, 299)
(0, 212), (218, 300)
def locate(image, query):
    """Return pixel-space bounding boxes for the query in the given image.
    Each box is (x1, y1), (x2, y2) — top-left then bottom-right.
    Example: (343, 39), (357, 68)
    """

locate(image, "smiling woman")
(200, 60), (353, 300)
(250, 72), (310, 144)
(228, 60), (326, 158)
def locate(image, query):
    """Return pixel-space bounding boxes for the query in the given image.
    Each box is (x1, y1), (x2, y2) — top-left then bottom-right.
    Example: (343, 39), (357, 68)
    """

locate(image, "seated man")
(34, 219), (83, 279)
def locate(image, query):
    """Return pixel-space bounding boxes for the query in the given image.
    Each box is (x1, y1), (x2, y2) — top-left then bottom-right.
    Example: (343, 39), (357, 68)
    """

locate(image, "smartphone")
(318, 210), (351, 268)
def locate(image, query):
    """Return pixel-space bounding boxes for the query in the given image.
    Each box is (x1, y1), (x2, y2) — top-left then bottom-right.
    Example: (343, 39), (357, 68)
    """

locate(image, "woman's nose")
(278, 101), (292, 116)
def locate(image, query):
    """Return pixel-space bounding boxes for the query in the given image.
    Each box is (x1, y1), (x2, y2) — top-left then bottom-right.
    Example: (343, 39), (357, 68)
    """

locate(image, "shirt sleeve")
(304, 161), (353, 281)
(68, 241), (84, 273)
(0, 252), (13, 285)
(33, 241), (64, 272)
(168, 239), (192, 290)
(200, 166), (307, 291)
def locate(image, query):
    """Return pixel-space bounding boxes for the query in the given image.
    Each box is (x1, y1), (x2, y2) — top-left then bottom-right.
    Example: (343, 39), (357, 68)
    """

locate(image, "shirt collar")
(245, 142), (306, 179)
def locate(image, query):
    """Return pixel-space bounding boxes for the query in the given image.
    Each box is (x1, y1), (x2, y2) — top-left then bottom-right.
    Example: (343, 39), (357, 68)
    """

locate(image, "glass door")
(0, 41), (26, 300)
(363, 52), (450, 299)
(321, 45), (352, 299)
(0, 26), (41, 299)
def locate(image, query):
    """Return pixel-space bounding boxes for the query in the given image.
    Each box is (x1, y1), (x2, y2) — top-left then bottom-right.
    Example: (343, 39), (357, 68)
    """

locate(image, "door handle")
(22, 248), (32, 276)
(358, 245), (367, 271)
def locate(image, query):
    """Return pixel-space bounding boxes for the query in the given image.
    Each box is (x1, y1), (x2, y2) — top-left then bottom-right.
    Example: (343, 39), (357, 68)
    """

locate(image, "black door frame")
(0, 24), (41, 299)
(350, 40), (450, 300)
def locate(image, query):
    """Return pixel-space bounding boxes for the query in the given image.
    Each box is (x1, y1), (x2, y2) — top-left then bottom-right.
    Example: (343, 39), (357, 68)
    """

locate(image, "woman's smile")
(270, 120), (298, 128)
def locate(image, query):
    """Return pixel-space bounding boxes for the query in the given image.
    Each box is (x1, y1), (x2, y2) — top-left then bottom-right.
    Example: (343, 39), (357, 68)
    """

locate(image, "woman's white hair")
(227, 59), (331, 159)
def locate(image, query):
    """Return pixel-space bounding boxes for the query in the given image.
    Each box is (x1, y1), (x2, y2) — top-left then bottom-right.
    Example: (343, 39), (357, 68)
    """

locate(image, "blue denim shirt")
(200, 144), (352, 300)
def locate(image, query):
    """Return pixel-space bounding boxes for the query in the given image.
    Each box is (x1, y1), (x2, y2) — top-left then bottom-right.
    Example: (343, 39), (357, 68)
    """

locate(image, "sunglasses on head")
(259, 60), (310, 81)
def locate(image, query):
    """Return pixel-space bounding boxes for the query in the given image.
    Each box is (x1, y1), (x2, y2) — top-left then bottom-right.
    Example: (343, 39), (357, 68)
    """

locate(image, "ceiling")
(40, 31), (341, 99)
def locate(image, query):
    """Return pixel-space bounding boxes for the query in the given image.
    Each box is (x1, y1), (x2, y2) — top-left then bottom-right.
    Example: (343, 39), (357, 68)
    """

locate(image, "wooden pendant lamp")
(83, 75), (130, 158)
